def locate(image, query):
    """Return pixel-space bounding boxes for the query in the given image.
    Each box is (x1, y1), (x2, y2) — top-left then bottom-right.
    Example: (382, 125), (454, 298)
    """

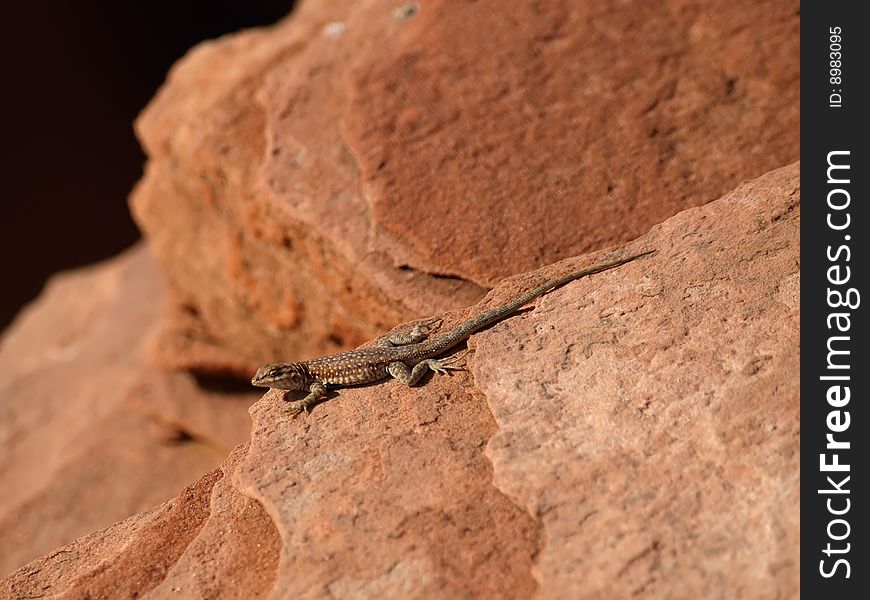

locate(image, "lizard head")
(251, 362), (311, 390)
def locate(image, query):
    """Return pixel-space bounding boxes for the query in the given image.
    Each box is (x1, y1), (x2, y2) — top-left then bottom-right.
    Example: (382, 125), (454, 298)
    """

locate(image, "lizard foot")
(416, 317), (444, 335)
(381, 316), (445, 347)
(283, 399), (313, 415)
(429, 348), (473, 374)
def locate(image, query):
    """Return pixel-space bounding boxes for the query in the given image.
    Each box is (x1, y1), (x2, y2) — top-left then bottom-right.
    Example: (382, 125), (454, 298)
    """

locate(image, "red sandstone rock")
(2, 0), (800, 593)
(3, 163), (800, 597)
(130, 0), (799, 375)
(0, 247), (258, 576)
(478, 163), (800, 598)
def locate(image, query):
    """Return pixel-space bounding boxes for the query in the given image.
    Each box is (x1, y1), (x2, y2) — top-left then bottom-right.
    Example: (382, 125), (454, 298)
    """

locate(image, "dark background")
(1, 1), (294, 331)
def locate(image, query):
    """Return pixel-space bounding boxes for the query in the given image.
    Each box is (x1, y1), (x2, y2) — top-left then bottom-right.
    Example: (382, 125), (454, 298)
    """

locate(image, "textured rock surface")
(478, 163), (800, 598)
(0, 247), (258, 576)
(3, 162), (800, 597)
(130, 0), (800, 375)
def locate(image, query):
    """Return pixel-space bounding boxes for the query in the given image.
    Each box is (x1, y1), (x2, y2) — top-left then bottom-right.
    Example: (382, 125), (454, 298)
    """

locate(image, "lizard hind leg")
(377, 317), (444, 347)
(387, 349), (470, 387)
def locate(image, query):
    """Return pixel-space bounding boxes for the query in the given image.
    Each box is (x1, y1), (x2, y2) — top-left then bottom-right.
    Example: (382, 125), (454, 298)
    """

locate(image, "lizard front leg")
(387, 349), (470, 386)
(283, 381), (328, 414)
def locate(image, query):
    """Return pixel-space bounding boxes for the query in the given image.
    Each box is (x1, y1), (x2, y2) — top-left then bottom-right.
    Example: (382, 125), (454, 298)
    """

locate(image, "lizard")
(251, 249), (654, 414)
